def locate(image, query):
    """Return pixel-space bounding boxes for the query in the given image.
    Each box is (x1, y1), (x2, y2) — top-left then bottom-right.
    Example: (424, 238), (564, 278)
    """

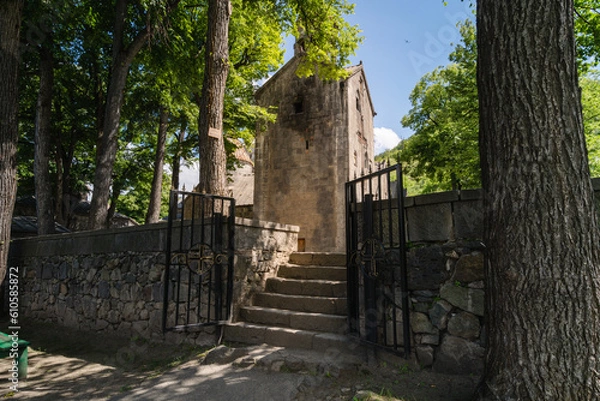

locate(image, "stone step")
(253, 292), (347, 315)
(239, 306), (347, 334)
(277, 264), (347, 281)
(265, 277), (347, 297)
(288, 252), (346, 267)
(223, 322), (361, 353)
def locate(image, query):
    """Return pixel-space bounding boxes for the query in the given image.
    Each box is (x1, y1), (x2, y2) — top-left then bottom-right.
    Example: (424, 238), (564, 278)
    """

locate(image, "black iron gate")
(345, 164), (411, 356)
(162, 191), (235, 332)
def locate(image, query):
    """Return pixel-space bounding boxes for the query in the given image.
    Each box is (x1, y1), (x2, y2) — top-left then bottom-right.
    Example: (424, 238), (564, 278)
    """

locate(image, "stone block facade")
(254, 56), (375, 253)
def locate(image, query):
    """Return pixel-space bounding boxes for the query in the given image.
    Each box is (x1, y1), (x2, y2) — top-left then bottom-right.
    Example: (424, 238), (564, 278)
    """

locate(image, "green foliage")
(575, 0), (600, 71)
(581, 72), (600, 176)
(18, 0), (99, 200)
(400, 20), (479, 193)
(375, 142), (402, 166)
(284, 0), (363, 80)
(398, 17), (600, 195)
(16, 0), (362, 223)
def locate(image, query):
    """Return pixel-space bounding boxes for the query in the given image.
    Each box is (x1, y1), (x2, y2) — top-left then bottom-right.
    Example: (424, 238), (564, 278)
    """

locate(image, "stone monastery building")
(253, 48), (376, 253)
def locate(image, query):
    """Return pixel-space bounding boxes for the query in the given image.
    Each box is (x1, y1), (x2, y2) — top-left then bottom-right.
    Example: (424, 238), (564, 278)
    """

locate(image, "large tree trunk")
(146, 106), (169, 224)
(35, 39), (56, 235)
(0, 0), (24, 283)
(475, 1), (600, 399)
(88, 0), (151, 229)
(197, 0), (231, 196)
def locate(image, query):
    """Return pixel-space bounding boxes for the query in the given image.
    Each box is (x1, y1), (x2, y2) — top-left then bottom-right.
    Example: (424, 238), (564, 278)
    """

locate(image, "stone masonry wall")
(10, 178), (600, 371)
(9, 218), (298, 345)
(402, 178), (600, 374)
(254, 57), (375, 253)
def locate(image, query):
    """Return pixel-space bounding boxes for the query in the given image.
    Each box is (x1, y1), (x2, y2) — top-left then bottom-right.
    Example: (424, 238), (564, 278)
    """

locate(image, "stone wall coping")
(407, 189), (485, 207)
(406, 179), (600, 205)
(412, 191), (460, 206)
(10, 217), (299, 258)
(12, 217), (299, 244)
(234, 217), (300, 233)
(25, 220), (170, 242)
(458, 189), (483, 201)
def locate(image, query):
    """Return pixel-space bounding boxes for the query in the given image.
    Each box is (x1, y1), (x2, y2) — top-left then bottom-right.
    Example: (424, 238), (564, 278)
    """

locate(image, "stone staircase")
(224, 252), (355, 351)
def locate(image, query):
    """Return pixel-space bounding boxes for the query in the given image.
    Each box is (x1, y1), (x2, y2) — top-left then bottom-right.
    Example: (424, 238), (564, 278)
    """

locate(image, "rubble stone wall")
(403, 177), (600, 373)
(9, 218), (298, 345)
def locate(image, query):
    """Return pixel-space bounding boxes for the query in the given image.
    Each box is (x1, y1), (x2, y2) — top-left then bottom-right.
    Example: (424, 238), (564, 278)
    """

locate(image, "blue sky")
(307, 0), (475, 154)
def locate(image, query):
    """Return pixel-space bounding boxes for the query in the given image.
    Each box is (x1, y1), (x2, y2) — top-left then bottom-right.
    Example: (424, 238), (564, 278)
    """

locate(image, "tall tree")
(88, 0), (154, 228)
(146, 106), (169, 223)
(197, 0), (231, 195)
(88, 0), (180, 229)
(34, 35), (55, 235)
(475, 1), (600, 399)
(0, 0), (24, 281)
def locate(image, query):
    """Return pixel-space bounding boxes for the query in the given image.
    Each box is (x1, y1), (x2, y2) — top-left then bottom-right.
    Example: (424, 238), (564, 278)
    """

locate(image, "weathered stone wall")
(400, 179), (600, 373)
(254, 57), (375, 253)
(9, 218), (298, 345)
(406, 240), (485, 374)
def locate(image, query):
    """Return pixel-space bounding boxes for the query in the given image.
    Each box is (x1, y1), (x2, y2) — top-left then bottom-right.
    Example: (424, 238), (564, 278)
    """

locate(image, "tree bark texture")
(88, 0), (151, 229)
(35, 40), (56, 235)
(146, 106), (169, 224)
(197, 0), (231, 196)
(476, 1), (600, 399)
(0, 0), (24, 282)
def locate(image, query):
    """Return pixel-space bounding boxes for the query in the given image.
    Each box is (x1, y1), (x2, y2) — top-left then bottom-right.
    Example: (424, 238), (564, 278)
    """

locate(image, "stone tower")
(254, 56), (375, 252)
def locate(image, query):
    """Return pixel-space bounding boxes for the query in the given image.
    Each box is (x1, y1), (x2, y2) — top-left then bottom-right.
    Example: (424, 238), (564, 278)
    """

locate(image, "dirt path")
(0, 320), (478, 400)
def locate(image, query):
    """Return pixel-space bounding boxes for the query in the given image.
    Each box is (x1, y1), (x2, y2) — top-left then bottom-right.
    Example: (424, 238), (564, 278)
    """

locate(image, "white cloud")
(374, 127), (401, 155)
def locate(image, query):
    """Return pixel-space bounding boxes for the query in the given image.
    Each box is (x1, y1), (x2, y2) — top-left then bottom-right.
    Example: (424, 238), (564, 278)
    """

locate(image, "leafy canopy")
(284, 0), (363, 79)
(394, 17), (600, 195)
(400, 20), (479, 193)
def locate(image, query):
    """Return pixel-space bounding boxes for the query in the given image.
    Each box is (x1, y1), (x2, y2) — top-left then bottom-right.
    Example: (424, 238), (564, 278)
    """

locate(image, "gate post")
(162, 190), (177, 333)
(363, 194), (377, 343)
(213, 213), (223, 322)
(346, 184), (360, 334)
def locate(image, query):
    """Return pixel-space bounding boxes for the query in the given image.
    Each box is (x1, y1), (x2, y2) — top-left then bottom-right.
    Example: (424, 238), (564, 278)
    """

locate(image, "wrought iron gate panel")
(345, 164), (410, 356)
(162, 191), (235, 332)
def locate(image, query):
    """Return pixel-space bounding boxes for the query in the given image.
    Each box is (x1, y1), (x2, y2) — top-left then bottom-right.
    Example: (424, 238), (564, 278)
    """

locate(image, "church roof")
(346, 62), (377, 117)
(255, 56), (376, 116)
